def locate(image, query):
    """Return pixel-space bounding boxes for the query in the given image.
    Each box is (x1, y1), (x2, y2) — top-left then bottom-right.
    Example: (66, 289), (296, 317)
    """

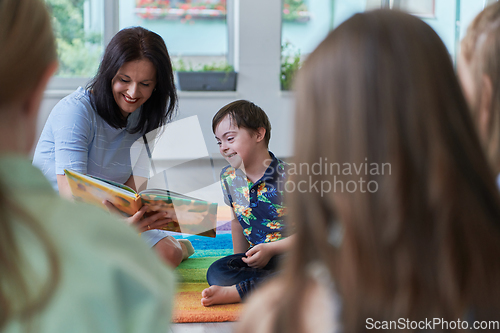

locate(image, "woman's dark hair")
(87, 26), (177, 134)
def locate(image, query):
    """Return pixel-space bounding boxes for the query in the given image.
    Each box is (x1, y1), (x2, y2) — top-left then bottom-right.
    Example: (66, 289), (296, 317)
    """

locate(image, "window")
(366, 0), (435, 17)
(46, 0), (230, 87)
(45, 0), (496, 88)
(46, 0), (103, 77)
(120, 0), (229, 71)
(281, 0), (333, 90)
(366, 0), (492, 60)
(281, 0), (332, 58)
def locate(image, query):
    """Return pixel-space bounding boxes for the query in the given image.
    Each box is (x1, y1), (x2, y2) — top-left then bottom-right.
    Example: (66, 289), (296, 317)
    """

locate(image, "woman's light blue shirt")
(33, 87), (148, 191)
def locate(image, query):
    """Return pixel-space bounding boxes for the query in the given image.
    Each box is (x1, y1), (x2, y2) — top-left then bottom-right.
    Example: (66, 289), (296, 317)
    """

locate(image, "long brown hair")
(461, 2), (500, 175)
(276, 10), (500, 332)
(0, 0), (60, 330)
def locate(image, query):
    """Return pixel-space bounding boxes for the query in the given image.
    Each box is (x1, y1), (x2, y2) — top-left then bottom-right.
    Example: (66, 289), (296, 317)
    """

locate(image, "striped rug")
(172, 227), (243, 323)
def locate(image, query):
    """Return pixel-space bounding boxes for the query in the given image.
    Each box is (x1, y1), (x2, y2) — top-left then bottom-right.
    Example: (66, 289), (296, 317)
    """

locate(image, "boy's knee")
(153, 237), (183, 268)
(206, 264), (218, 286)
(206, 258), (235, 286)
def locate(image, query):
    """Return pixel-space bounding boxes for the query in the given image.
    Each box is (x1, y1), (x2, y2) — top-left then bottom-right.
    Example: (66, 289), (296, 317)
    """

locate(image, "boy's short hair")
(212, 100), (271, 147)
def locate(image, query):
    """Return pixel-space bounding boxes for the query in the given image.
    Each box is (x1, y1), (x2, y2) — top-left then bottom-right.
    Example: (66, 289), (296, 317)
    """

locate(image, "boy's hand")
(242, 243), (275, 268)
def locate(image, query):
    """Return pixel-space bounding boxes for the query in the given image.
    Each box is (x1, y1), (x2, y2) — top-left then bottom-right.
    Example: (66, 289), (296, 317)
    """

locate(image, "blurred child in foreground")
(0, 0), (175, 331)
(458, 1), (500, 185)
(237, 10), (500, 333)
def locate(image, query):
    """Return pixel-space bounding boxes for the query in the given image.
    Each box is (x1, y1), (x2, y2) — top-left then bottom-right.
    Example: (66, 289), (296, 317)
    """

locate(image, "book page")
(64, 169), (141, 216)
(139, 188), (195, 200)
(139, 192), (217, 238)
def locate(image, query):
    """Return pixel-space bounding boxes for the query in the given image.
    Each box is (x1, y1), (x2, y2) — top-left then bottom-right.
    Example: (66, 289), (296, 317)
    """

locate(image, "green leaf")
(280, 41), (302, 90)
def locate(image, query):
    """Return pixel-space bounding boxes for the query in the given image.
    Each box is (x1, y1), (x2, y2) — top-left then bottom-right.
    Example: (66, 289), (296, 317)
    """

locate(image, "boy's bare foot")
(201, 285), (241, 307)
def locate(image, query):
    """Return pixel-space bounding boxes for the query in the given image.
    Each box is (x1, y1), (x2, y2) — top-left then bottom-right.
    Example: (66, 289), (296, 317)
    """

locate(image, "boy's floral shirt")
(220, 151), (288, 248)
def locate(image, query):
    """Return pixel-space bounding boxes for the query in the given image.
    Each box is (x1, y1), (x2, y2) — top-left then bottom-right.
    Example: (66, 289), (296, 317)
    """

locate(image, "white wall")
(39, 0), (295, 160)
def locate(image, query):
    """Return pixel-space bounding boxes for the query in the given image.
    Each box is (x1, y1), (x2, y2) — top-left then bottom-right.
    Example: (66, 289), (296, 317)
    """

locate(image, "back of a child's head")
(461, 2), (500, 172)
(0, 0), (60, 330)
(0, 0), (56, 108)
(212, 100), (271, 147)
(461, 2), (500, 76)
(274, 9), (500, 333)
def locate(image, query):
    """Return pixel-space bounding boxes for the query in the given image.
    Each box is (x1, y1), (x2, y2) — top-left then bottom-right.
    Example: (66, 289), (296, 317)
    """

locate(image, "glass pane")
(46, 0), (104, 77)
(333, 0), (368, 28)
(398, 0), (435, 17)
(281, 0), (333, 90)
(459, 0), (492, 40)
(120, 0), (229, 71)
(334, 0), (488, 62)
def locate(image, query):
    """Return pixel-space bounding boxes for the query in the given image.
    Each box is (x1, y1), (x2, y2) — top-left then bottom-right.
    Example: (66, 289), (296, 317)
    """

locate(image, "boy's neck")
(241, 149), (272, 183)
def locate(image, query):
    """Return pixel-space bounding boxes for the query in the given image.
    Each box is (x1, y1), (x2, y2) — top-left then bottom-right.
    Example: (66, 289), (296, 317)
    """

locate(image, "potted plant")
(282, 0), (310, 22)
(174, 60), (237, 91)
(281, 42), (302, 91)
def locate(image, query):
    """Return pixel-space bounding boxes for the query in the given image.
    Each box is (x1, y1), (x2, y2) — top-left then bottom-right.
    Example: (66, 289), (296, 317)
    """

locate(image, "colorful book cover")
(64, 169), (217, 237)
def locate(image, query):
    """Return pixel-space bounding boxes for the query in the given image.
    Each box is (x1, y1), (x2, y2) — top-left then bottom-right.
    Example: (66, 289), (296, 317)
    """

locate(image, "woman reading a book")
(32, 26), (193, 267)
(0, 0), (177, 331)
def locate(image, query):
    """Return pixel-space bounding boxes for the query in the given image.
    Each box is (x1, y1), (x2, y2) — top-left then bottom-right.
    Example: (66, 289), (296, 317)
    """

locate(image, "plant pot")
(176, 71), (237, 91)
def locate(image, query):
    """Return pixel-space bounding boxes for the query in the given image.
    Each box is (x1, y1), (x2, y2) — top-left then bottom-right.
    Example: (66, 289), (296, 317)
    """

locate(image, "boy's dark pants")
(206, 253), (282, 299)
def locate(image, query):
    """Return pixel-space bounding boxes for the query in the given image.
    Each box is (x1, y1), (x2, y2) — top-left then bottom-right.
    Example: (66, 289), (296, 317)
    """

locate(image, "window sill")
(43, 89), (241, 100)
(280, 90), (294, 98)
(43, 90), (75, 99)
(177, 91), (240, 98)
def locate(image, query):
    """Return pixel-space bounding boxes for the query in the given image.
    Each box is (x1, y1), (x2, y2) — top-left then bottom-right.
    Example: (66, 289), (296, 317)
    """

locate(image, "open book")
(64, 169), (217, 237)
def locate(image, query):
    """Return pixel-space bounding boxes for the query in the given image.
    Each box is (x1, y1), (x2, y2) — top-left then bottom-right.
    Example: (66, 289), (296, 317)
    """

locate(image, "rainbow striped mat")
(172, 232), (243, 323)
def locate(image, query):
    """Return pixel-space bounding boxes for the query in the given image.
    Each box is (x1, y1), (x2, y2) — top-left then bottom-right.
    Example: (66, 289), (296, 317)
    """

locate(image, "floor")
(170, 322), (235, 333)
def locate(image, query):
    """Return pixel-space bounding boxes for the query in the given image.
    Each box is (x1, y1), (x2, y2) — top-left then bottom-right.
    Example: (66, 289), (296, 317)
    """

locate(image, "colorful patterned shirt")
(220, 151), (288, 248)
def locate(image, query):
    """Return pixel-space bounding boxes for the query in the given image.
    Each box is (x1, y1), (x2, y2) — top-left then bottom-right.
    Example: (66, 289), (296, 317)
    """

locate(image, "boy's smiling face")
(215, 115), (257, 169)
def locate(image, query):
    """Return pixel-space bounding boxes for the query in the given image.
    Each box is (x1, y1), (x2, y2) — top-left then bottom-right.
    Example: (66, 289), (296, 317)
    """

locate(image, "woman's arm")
(57, 174), (73, 200)
(48, 93), (92, 193)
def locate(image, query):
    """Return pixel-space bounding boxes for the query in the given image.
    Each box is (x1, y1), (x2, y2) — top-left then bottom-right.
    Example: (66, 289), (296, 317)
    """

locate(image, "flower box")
(135, 1), (226, 20)
(176, 71), (237, 91)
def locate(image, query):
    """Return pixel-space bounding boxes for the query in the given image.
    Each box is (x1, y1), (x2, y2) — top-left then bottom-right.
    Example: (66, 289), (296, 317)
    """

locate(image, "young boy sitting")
(201, 100), (294, 306)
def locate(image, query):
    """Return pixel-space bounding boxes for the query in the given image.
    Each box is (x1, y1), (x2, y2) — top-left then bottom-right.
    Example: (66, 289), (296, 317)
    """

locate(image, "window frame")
(47, 0), (234, 92)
